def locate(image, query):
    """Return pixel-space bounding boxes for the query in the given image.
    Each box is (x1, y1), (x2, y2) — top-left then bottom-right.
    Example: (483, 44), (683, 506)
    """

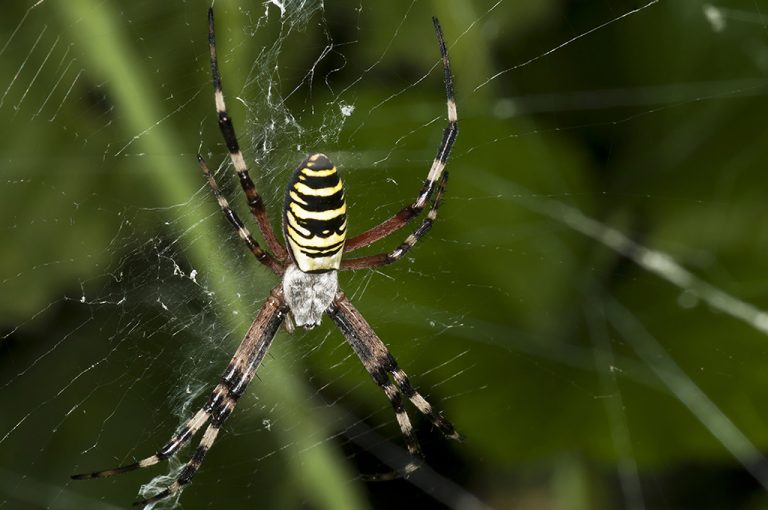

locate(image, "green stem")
(54, 1), (366, 509)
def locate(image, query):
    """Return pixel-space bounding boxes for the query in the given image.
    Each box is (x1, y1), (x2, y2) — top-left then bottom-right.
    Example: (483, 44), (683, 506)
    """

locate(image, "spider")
(72, 8), (460, 507)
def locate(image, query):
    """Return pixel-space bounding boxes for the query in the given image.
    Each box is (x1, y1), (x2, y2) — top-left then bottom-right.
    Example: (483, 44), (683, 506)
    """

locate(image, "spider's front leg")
(327, 292), (462, 477)
(72, 285), (288, 507)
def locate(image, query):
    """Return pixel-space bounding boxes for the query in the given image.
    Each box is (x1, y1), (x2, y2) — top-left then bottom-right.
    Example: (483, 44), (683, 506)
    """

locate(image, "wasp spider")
(73, 9), (460, 507)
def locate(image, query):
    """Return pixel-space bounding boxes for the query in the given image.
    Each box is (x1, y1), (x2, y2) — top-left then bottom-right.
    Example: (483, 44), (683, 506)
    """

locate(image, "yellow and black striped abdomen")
(283, 153), (347, 273)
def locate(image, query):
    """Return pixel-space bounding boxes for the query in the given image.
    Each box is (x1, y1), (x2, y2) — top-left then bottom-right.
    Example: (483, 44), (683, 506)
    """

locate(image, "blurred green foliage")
(1, 1), (768, 509)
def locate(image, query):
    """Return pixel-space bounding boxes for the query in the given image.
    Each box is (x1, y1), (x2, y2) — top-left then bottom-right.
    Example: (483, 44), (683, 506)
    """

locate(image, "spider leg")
(340, 171), (447, 270)
(132, 410), (224, 507)
(197, 155), (283, 274)
(327, 295), (422, 475)
(71, 405), (213, 481)
(327, 292), (461, 477)
(344, 17), (457, 253)
(207, 8), (288, 261)
(73, 286), (287, 505)
(389, 363), (463, 442)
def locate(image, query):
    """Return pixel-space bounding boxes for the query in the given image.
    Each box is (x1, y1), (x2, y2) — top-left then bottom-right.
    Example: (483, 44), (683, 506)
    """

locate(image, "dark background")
(1, 1), (768, 509)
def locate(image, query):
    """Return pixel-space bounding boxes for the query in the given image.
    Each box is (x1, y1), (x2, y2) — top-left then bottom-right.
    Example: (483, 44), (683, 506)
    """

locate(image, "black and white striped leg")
(207, 8), (288, 260)
(371, 367), (424, 473)
(132, 286), (287, 506)
(197, 155), (283, 274)
(132, 406), (228, 507)
(344, 16), (457, 253)
(389, 365), (463, 442)
(341, 172), (448, 271)
(71, 405), (214, 482)
(358, 373), (422, 481)
(328, 292), (460, 477)
(73, 286), (287, 506)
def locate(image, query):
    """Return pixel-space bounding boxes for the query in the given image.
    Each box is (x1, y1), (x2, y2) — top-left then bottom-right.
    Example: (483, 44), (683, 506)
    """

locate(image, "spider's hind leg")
(343, 16), (457, 254)
(206, 8), (288, 261)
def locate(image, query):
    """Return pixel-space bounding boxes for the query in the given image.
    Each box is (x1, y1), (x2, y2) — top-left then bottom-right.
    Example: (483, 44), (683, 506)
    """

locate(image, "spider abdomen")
(283, 153), (347, 273)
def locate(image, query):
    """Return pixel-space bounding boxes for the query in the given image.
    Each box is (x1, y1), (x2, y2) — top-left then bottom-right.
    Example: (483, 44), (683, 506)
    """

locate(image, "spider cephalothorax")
(283, 265), (339, 328)
(73, 9), (460, 508)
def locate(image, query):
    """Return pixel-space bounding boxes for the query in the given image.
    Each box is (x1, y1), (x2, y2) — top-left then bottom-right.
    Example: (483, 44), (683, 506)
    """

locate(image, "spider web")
(2, 1), (768, 509)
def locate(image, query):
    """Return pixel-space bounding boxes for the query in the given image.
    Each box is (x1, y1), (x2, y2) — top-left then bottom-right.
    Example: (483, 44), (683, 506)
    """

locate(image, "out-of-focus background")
(1, 1), (768, 509)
